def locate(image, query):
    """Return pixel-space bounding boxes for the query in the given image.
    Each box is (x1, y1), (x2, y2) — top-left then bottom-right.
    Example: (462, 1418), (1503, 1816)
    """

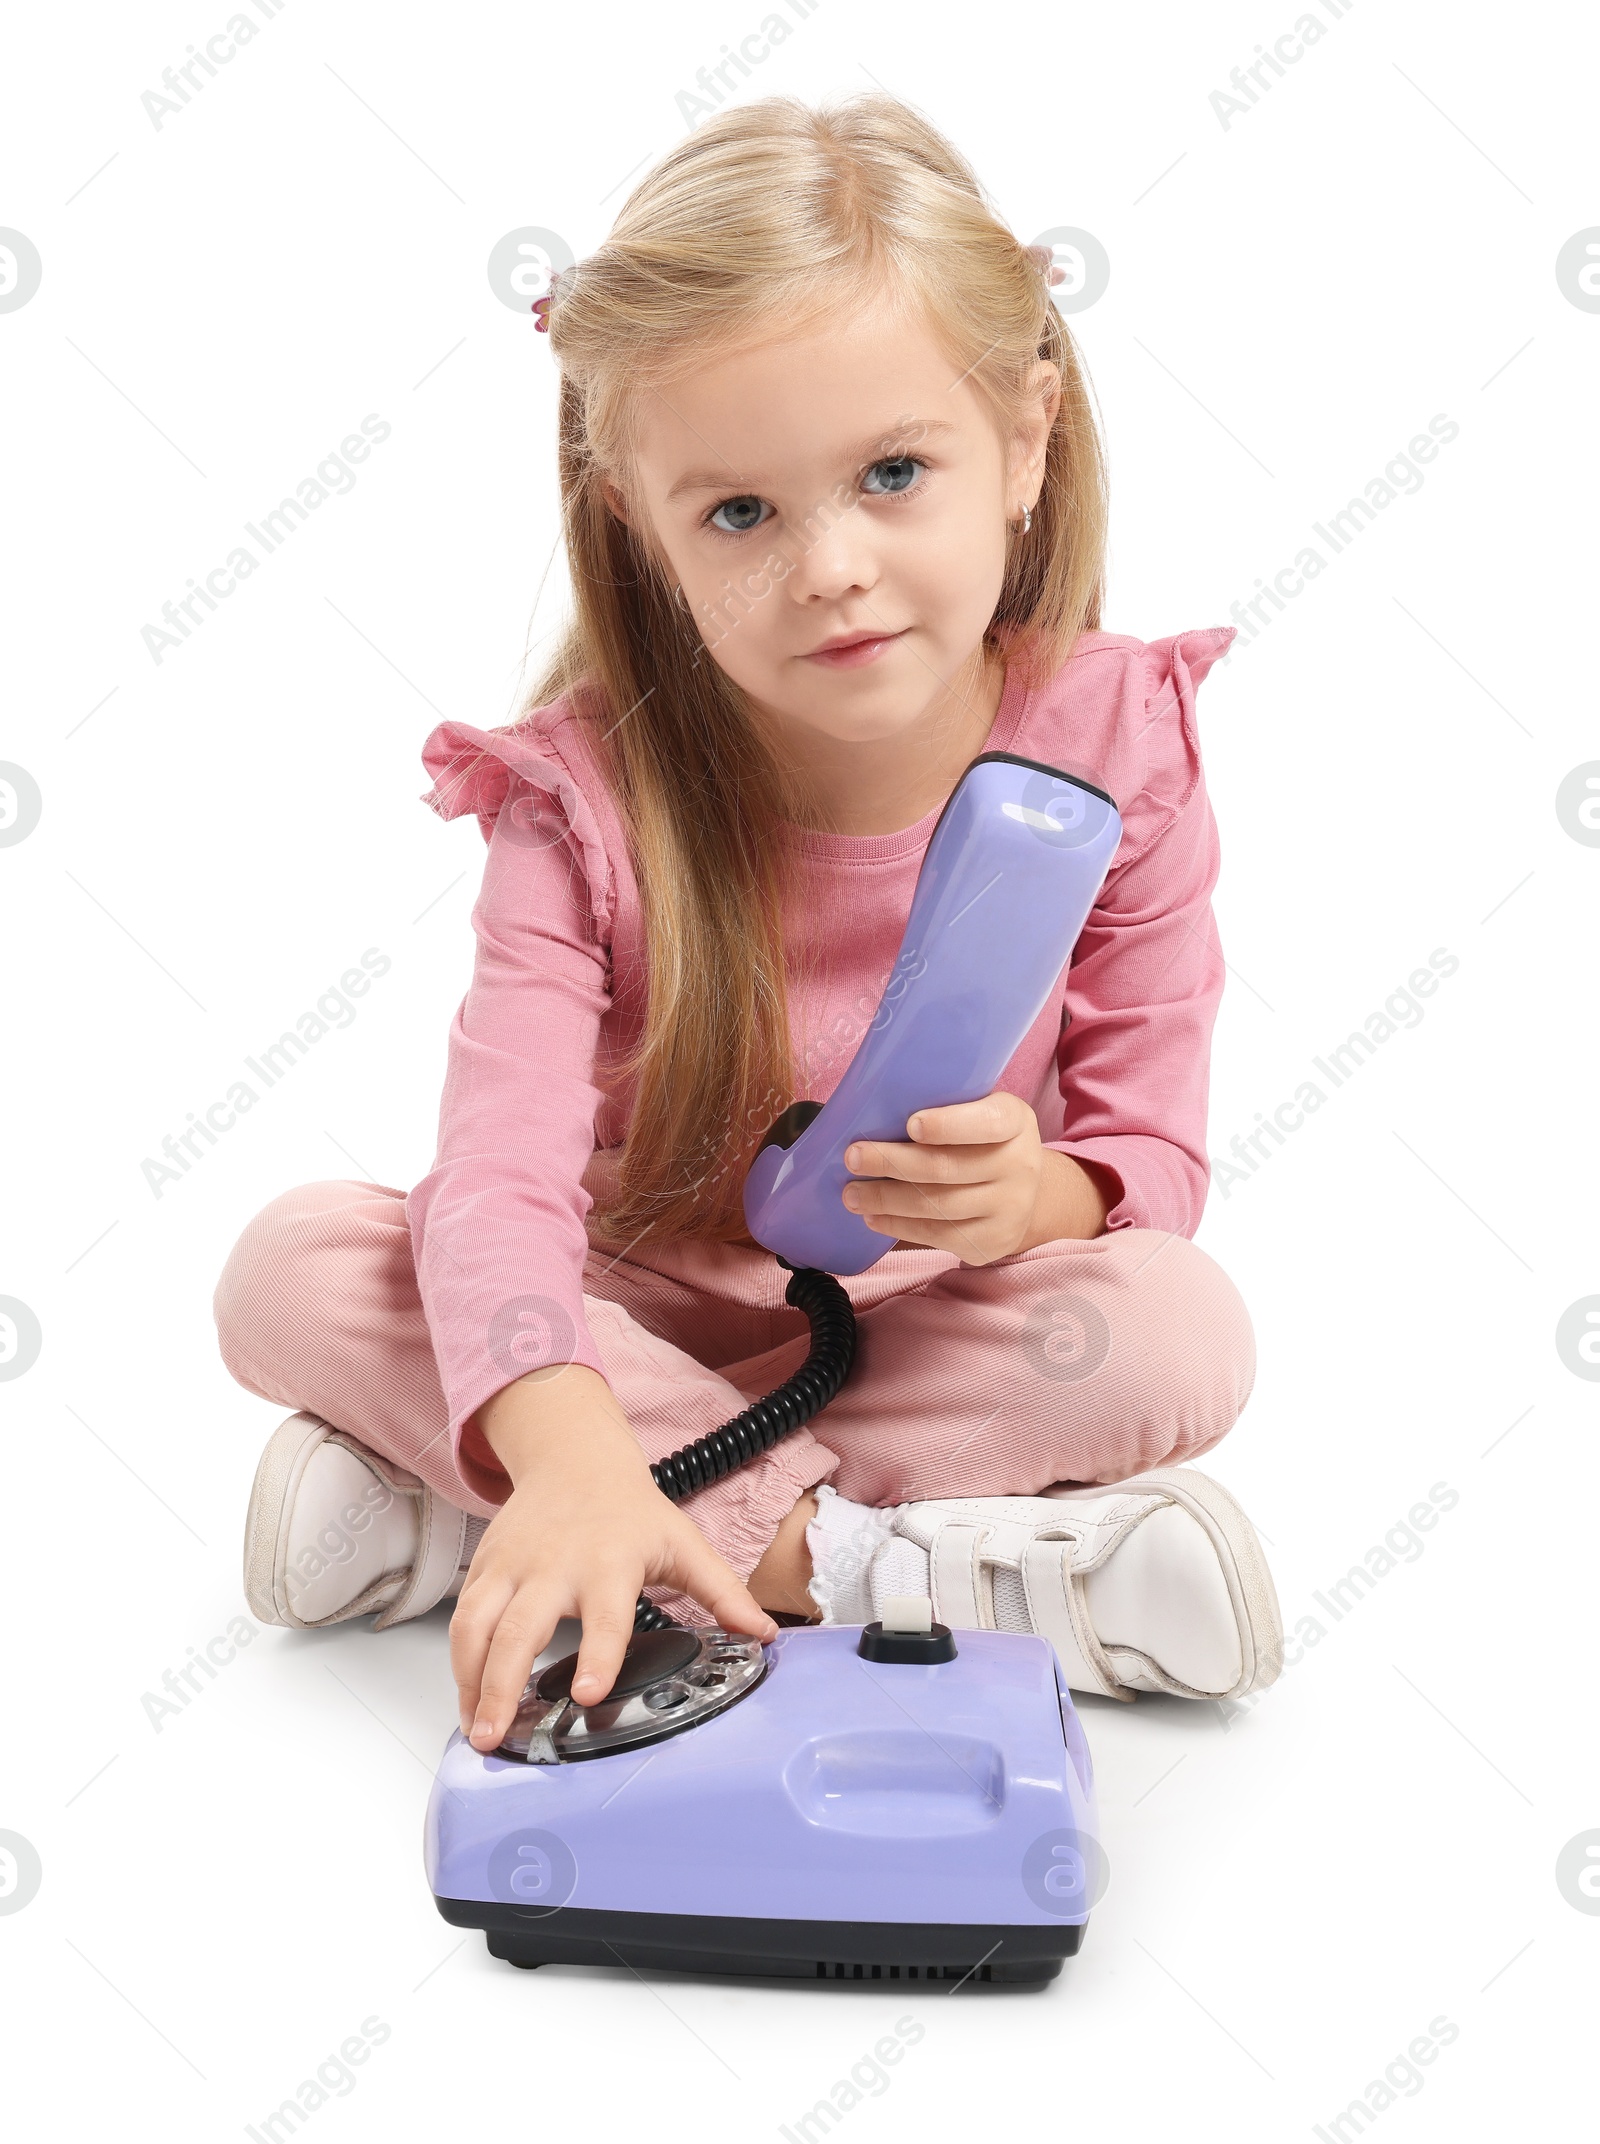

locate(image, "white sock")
(805, 1485), (929, 1625)
(804, 1487), (1071, 1633)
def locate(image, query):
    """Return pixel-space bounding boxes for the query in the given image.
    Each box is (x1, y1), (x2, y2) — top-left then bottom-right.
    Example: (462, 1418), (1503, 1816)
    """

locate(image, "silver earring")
(672, 583), (690, 611)
(1013, 505), (1033, 534)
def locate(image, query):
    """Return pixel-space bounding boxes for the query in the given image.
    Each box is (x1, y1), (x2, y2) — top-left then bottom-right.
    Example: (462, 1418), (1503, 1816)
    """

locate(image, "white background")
(2, 1), (1595, 2136)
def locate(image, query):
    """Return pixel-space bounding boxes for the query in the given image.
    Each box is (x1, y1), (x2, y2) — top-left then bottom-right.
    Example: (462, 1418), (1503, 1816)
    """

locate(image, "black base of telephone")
(436, 1895), (1080, 1987)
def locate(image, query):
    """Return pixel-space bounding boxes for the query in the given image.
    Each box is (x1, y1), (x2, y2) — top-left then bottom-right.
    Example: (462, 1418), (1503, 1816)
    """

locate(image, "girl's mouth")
(802, 628), (909, 669)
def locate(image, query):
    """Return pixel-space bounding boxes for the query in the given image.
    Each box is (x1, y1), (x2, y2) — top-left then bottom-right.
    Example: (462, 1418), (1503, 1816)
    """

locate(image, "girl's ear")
(1010, 359), (1062, 505)
(601, 477), (633, 527)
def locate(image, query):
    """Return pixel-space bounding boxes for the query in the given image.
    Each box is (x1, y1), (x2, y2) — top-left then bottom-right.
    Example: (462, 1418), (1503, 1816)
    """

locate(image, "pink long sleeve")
(406, 721), (618, 1479)
(1042, 630), (1229, 1237)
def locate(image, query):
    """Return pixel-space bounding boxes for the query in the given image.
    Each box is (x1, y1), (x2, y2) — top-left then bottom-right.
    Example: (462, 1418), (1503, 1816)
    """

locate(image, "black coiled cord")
(633, 1259), (857, 1632)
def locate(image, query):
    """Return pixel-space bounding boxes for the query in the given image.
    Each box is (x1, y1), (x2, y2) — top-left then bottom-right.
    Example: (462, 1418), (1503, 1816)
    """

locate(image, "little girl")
(216, 92), (1281, 1757)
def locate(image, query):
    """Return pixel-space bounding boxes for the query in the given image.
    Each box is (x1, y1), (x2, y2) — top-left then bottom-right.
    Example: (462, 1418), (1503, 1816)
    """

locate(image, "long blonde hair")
(527, 91), (1109, 1250)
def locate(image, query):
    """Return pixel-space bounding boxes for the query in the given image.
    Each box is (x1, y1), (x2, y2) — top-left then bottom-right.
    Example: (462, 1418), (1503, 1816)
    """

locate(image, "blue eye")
(708, 494), (771, 535)
(704, 457), (926, 536)
(861, 456), (924, 496)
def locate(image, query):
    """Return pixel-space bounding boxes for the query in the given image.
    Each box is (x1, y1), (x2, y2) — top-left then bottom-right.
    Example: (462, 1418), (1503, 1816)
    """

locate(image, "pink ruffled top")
(410, 626), (1236, 1461)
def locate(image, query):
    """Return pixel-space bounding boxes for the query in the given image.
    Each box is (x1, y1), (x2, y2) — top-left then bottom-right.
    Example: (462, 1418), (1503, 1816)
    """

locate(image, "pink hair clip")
(1024, 243), (1067, 289)
(532, 265), (573, 332)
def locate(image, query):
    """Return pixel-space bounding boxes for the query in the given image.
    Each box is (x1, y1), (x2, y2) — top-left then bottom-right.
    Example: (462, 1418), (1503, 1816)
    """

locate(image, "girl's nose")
(782, 499), (881, 604)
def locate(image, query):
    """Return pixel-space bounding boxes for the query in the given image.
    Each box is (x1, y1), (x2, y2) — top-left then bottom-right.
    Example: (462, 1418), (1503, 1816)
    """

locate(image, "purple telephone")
(743, 751), (1123, 1273)
(425, 750), (1122, 1989)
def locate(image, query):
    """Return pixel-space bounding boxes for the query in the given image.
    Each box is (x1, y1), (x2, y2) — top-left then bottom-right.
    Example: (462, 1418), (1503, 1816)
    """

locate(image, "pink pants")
(213, 1179), (1255, 1623)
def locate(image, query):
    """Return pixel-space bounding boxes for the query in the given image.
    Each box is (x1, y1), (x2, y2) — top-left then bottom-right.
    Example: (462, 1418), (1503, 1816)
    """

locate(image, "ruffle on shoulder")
(1115, 626), (1236, 866)
(420, 714), (617, 938)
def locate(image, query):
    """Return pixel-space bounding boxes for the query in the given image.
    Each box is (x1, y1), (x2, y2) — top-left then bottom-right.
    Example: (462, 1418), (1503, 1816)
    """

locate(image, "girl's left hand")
(841, 1091), (1090, 1264)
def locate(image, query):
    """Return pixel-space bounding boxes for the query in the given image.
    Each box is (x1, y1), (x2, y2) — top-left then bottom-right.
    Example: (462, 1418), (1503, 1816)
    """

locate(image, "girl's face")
(607, 289), (1059, 751)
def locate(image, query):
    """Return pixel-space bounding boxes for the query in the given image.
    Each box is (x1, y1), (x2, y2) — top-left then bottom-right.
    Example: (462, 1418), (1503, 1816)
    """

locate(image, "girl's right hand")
(449, 1366), (778, 1753)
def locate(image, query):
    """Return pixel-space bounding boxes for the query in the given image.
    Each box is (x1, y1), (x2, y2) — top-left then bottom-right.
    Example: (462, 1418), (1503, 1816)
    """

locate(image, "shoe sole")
(243, 1412), (410, 1630)
(1124, 1467), (1285, 1698)
(243, 1411), (336, 1628)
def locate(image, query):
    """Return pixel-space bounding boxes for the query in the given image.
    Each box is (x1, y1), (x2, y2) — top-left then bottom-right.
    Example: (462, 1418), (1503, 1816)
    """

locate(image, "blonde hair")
(526, 91), (1108, 1251)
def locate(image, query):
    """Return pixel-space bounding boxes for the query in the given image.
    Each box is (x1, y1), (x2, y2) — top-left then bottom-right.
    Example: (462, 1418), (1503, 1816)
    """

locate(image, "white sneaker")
(243, 1412), (486, 1631)
(812, 1466), (1283, 1702)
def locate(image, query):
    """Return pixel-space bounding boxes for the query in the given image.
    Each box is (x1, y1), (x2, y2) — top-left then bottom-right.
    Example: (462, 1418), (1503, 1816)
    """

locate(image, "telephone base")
(436, 1895), (1078, 1988)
